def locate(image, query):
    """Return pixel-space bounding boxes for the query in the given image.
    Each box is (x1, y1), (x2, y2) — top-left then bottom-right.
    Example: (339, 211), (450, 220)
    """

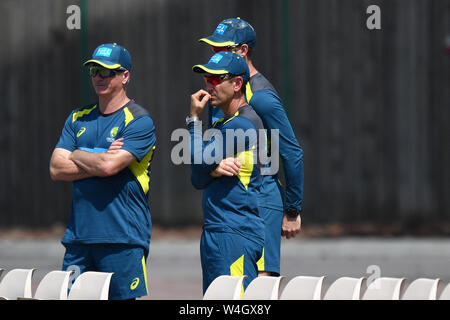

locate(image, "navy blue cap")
(199, 17), (256, 48)
(192, 51), (250, 82)
(83, 43), (132, 70)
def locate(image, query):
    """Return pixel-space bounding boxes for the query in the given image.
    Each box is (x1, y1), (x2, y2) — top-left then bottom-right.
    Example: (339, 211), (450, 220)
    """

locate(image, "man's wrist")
(284, 208), (301, 218)
(186, 115), (200, 126)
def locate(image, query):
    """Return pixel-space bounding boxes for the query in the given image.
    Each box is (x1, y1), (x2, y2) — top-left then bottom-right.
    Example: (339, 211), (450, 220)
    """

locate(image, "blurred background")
(0, 0), (449, 234)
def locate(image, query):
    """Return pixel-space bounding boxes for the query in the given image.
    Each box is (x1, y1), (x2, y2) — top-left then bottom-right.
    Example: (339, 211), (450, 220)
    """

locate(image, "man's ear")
(122, 70), (130, 85)
(239, 43), (249, 57)
(233, 76), (244, 93)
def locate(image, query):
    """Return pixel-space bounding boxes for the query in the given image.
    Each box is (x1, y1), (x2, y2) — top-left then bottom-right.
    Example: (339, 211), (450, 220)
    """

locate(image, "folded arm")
(49, 138), (133, 181)
(69, 147), (135, 178)
(49, 148), (93, 181)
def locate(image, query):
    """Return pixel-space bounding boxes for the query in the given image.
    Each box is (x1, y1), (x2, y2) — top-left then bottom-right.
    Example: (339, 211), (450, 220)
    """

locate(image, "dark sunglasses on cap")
(89, 66), (126, 78)
(211, 43), (242, 53)
(203, 73), (235, 86)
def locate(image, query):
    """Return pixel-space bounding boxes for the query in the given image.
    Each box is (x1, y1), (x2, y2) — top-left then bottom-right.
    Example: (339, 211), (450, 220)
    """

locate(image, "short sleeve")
(120, 116), (156, 162)
(55, 112), (76, 152)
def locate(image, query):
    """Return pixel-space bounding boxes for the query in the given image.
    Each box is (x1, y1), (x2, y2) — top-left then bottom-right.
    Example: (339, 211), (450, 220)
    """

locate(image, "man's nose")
(205, 82), (215, 92)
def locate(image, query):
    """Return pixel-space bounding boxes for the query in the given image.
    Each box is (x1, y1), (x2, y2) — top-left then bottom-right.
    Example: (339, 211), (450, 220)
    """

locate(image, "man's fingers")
(222, 161), (239, 175)
(216, 166), (235, 176)
(218, 168), (234, 176)
(200, 93), (211, 104)
(217, 165), (239, 177)
(107, 138), (124, 154)
(110, 138), (124, 146)
(192, 89), (210, 103)
(226, 166), (240, 176)
(282, 228), (300, 239)
(212, 157), (243, 178)
(191, 89), (210, 116)
(109, 143), (124, 149)
(282, 230), (294, 239)
(281, 216), (301, 239)
(222, 161), (240, 175)
(195, 89), (209, 97)
(282, 231), (290, 239)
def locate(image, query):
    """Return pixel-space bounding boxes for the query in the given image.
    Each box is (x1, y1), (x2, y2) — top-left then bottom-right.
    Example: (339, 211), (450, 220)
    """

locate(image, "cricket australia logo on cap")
(215, 23), (227, 35)
(95, 47), (112, 57)
(209, 53), (224, 64)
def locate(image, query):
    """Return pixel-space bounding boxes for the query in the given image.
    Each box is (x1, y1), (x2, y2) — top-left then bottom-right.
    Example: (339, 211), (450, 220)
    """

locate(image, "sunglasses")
(211, 43), (242, 53)
(204, 74), (234, 86)
(89, 66), (125, 78)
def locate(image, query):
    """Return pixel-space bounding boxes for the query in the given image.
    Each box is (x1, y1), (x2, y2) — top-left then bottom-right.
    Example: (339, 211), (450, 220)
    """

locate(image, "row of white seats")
(203, 275), (450, 300)
(0, 268), (113, 300)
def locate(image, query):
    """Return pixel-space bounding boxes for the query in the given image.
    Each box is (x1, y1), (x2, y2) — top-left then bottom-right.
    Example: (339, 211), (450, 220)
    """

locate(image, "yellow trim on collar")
(212, 111), (239, 128)
(223, 111), (239, 125)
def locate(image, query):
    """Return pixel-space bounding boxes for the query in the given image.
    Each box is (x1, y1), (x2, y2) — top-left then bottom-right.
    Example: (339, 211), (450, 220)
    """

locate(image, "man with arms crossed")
(189, 51), (265, 294)
(50, 43), (156, 300)
(199, 18), (304, 277)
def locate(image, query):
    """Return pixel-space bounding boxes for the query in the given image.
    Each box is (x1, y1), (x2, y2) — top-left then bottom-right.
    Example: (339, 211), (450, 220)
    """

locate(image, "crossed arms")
(49, 138), (135, 181)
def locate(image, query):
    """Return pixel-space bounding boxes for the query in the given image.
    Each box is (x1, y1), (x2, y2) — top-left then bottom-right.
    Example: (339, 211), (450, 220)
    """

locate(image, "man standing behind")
(189, 51), (265, 294)
(199, 18), (304, 277)
(49, 43), (156, 300)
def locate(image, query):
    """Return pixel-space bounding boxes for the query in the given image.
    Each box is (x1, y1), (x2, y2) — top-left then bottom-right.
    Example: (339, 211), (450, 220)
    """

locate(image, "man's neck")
(98, 91), (130, 114)
(220, 96), (247, 118)
(245, 58), (258, 77)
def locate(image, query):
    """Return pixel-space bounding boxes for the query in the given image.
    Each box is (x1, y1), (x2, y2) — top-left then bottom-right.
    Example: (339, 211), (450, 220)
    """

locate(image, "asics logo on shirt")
(130, 277), (140, 290)
(77, 127), (86, 138)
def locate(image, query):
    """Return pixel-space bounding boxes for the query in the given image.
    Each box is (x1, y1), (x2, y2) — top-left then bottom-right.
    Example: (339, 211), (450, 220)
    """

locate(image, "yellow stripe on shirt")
(245, 82), (253, 103)
(128, 146), (156, 195)
(235, 146), (255, 190)
(142, 256), (149, 294)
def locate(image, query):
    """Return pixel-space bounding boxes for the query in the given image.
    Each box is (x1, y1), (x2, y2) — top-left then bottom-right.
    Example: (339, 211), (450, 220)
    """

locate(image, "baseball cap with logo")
(199, 17), (256, 48)
(192, 51), (250, 83)
(83, 43), (132, 70)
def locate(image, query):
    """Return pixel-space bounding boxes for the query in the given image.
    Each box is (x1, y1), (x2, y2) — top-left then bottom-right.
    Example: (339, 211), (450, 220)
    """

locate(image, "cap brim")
(198, 36), (236, 47)
(192, 64), (229, 75)
(83, 59), (121, 69)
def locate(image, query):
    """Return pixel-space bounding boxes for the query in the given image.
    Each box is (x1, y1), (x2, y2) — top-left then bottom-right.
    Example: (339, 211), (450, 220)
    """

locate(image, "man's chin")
(95, 89), (110, 96)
